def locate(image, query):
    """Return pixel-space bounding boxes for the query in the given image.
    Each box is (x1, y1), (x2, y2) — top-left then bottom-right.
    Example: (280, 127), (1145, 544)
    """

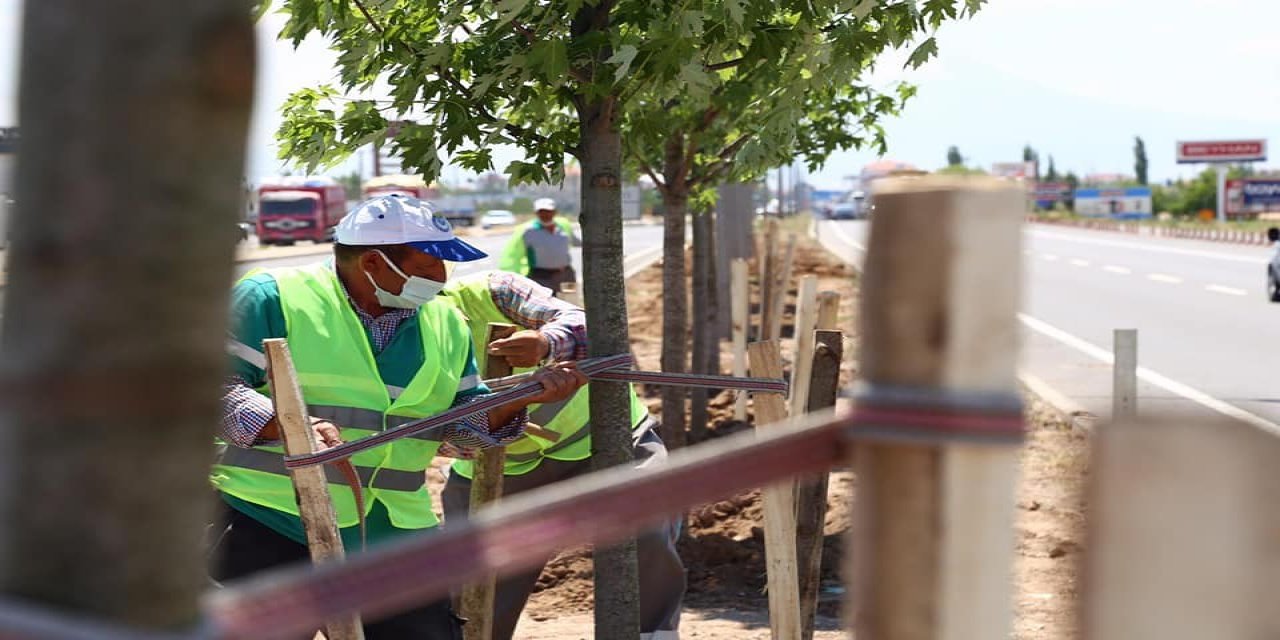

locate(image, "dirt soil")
(451, 234), (1089, 639)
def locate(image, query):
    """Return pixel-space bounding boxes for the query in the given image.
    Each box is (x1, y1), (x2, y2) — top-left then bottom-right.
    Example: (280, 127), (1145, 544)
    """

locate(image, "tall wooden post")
(750, 341), (801, 640)
(264, 339), (364, 640)
(1083, 417), (1280, 639)
(461, 323), (518, 640)
(732, 259), (750, 421)
(768, 235), (797, 343)
(788, 275), (820, 418)
(848, 177), (1024, 640)
(759, 219), (779, 341)
(795, 329), (843, 640)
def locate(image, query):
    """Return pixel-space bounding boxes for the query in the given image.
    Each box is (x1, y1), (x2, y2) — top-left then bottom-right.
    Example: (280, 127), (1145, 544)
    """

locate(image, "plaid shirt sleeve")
(487, 271), (588, 362)
(220, 376), (276, 448)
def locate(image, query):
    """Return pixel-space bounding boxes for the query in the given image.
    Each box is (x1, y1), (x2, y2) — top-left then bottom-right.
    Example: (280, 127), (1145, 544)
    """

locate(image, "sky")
(2, 0), (1279, 189)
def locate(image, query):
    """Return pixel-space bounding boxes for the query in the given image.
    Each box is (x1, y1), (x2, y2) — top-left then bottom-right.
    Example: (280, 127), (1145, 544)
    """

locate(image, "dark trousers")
(442, 429), (685, 640)
(528, 266), (576, 297)
(208, 502), (464, 640)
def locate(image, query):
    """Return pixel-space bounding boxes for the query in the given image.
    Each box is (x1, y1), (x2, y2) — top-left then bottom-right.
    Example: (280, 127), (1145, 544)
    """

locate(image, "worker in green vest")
(497, 197), (580, 294)
(211, 195), (587, 639)
(439, 270), (685, 640)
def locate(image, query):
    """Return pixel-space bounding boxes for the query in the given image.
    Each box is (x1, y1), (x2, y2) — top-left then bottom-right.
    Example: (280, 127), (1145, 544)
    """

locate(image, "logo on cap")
(432, 216), (452, 232)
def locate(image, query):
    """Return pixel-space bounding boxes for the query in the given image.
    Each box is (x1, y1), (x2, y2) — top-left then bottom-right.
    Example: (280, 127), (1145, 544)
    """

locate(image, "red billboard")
(1176, 139), (1266, 163)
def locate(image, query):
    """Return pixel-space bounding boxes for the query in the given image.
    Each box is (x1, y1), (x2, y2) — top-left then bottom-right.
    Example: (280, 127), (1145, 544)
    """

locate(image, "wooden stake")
(816, 291), (840, 332)
(768, 234), (797, 343)
(759, 219), (779, 341)
(263, 338), (365, 640)
(461, 323), (518, 640)
(1083, 417), (1280, 639)
(849, 176), (1024, 640)
(788, 275), (819, 418)
(795, 330), (843, 640)
(732, 259), (750, 421)
(749, 341), (801, 640)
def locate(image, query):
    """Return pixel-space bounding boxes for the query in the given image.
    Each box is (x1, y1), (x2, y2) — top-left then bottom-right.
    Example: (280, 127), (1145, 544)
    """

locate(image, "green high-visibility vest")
(442, 271), (650, 477)
(211, 263), (472, 530)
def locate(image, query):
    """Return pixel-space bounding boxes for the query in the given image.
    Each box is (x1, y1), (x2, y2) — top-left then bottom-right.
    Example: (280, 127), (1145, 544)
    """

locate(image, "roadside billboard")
(1033, 182), (1071, 204)
(991, 161), (1036, 179)
(1176, 139), (1266, 164)
(1225, 178), (1280, 218)
(1074, 187), (1153, 220)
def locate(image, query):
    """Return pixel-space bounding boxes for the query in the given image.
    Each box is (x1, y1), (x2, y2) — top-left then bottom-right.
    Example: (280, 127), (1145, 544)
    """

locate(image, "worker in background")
(210, 195), (588, 639)
(439, 270), (685, 640)
(498, 197), (580, 294)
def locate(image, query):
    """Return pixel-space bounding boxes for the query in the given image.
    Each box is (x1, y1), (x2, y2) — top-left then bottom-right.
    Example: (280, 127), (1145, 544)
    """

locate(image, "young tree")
(947, 145), (964, 167)
(1, 0), (255, 630)
(622, 1), (979, 444)
(1134, 135), (1149, 185)
(271, 0), (981, 630)
(1045, 155), (1058, 182)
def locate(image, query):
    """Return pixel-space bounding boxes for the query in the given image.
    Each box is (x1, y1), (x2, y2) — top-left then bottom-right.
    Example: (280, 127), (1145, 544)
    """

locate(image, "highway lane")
(817, 218), (1280, 431)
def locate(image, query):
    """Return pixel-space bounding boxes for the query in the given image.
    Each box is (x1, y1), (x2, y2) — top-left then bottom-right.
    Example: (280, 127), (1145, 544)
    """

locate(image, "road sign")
(1176, 139), (1266, 164)
(1074, 187), (1153, 220)
(1033, 182), (1071, 201)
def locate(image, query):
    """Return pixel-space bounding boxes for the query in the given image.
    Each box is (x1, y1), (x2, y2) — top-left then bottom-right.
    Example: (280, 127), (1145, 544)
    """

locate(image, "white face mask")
(365, 250), (445, 309)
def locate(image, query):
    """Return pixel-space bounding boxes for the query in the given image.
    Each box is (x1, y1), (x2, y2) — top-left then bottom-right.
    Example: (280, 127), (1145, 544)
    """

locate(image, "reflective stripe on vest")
(213, 263), (471, 529)
(221, 446), (425, 491)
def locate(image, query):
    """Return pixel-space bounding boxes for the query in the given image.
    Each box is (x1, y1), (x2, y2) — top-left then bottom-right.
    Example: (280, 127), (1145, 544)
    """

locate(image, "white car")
(481, 209), (516, 229)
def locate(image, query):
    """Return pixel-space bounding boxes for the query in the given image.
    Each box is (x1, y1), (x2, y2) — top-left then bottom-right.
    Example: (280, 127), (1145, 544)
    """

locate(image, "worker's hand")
(525, 362), (588, 405)
(310, 418), (344, 452)
(488, 330), (551, 368)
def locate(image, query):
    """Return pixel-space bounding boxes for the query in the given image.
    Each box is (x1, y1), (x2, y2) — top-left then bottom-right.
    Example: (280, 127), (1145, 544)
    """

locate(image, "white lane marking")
(1042, 254), (1060, 261)
(1103, 265), (1131, 275)
(1148, 273), (1183, 284)
(1019, 313), (1280, 438)
(623, 245), (665, 278)
(1028, 229), (1267, 265)
(823, 220), (867, 252)
(1069, 259), (1090, 267)
(1206, 284), (1248, 296)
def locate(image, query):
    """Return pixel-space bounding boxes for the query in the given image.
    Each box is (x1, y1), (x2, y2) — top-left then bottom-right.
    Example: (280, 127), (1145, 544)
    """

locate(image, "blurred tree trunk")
(574, 2), (641, 636)
(659, 133), (689, 449)
(689, 207), (719, 443)
(0, 1), (254, 630)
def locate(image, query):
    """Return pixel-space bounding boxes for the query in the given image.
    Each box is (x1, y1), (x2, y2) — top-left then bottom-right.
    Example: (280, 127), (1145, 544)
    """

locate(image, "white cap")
(534, 197), (557, 212)
(335, 194), (486, 262)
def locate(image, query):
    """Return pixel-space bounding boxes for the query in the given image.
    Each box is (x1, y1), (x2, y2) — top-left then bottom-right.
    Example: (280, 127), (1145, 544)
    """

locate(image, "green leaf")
(605, 44), (639, 81)
(904, 36), (937, 68)
(724, 0), (746, 28)
(532, 39), (569, 80)
(495, 0), (530, 25)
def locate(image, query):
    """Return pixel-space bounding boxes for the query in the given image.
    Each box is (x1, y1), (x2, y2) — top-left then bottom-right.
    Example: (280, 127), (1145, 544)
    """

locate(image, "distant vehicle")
(361, 174), (438, 201)
(256, 177), (346, 246)
(481, 209), (516, 229)
(1268, 228), (1280, 302)
(830, 202), (859, 220)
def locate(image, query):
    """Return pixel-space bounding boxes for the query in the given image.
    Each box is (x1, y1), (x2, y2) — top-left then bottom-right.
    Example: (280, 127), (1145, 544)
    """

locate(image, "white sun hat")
(335, 194), (487, 262)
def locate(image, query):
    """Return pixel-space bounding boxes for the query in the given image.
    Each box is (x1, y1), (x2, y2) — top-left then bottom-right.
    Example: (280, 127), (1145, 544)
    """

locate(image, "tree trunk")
(575, 11), (640, 630)
(0, 1), (254, 630)
(689, 207), (718, 443)
(659, 134), (689, 450)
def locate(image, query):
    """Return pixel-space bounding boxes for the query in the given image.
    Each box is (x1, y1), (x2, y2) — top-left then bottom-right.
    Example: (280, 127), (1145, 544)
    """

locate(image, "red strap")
(330, 458), (366, 551)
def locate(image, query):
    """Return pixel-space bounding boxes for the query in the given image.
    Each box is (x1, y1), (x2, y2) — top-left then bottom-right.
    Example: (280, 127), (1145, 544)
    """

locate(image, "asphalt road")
(817, 218), (1280, 433)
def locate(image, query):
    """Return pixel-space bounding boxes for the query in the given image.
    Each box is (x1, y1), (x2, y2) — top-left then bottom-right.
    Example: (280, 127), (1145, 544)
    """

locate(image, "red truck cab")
(256, 177), (346, 246)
